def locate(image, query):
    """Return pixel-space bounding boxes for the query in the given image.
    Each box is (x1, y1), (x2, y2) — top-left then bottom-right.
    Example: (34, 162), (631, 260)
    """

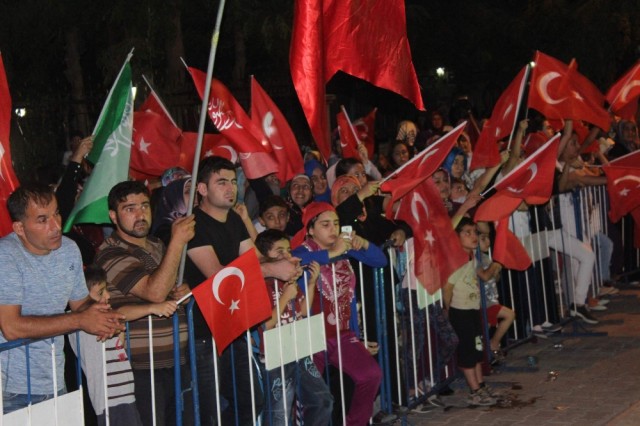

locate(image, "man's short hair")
(255, 229), (290, 257)
(7, 183), (56, 222)
(84, 264), (107, 289)
(108, 181), (150, 211)
(197, 156), (236, 186)
(259, 195), (289, 218)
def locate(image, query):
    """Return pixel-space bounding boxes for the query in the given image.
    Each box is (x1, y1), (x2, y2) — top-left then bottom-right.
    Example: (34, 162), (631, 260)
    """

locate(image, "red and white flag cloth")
(528, 51), (610, 131)
(394, 179), (468, 294)
(188, 67), (271, 155)
(353, 108), (377, 159)
(602, 164), (640, 223)
(471, 66), (528, 171)
(606, 61), (640, 121)
(250, 77), (304, 186)
(381, 122), (466, 217)
(290, 0), (424, 162)
(493, 217), (532, 271)
(191, 249), (272, 355)
(475, 133), (561, 223)
(0, 53), (20, 237)
(336, 110), (361, 161)
(609, 150), (640, 168)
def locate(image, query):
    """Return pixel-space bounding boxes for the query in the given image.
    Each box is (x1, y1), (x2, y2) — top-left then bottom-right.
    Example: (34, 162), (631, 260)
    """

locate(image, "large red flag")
(336, 110), (361, 161)
(290, 0), (424, 161)
(381, 122), (466, 216)
(188, 67), (271, 154)
(475, 133), (561, 223)
(471, 66), (528, 171)
(602, 165), (640, 223)
(178, 132), (228, 171)
(606, 62), (640, 121)
(528, 51), (610, 131)
(395, 179), (468, 294)
(0, 53), (19, 237)
(191, 249), (272, 355)
(250, 77), (304, 186)
(493, 217), (532, 271)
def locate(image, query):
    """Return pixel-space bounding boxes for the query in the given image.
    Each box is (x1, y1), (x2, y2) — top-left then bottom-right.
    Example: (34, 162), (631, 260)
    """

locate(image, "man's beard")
(120, 219), (150, 238)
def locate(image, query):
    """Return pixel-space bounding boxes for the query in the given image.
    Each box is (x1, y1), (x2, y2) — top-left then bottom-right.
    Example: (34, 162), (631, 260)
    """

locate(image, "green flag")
(63, 57), (133, 233)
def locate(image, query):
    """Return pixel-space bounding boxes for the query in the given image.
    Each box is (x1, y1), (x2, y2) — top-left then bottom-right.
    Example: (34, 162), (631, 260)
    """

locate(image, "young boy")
(256, 195), (290, 234)
(443, 218), (496, 407)
(477, 221), (515, 361)
(255, 229), (333, 426)
(70, 265), (177, 426)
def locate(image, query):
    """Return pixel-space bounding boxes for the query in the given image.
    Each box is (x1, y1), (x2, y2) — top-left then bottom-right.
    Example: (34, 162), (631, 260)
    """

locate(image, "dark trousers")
(133, 365), (193, 426)
(193, 337), (264, 426)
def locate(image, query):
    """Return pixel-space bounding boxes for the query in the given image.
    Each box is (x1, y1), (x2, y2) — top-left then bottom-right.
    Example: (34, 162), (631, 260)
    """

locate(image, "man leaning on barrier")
(0, 183), (125, 414)
(95, 180), (196, 426)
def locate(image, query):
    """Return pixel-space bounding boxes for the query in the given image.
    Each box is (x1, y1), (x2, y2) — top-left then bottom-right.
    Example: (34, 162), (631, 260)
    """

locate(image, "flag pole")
(506, 64), (531, 151)
(177, 0), (227, 287)
(141, 74), (180, 128)
(339, 105), (362, 146)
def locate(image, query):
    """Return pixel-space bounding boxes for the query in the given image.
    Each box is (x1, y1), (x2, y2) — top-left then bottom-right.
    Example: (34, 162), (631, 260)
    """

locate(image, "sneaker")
(598, 298), (610, 306)
(467, 389), (496, 406)
(427, 394), (446, 408)
(541, 321), (562, 333)
(479, 384), (500, 398)
(587, 297), (607, 311)
(570, 304), (599, 324)
(410, 403), (438, 414)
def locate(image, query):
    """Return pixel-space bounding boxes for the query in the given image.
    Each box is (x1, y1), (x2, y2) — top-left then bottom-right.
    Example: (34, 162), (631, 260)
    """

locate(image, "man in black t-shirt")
(184, 156), (301, 426)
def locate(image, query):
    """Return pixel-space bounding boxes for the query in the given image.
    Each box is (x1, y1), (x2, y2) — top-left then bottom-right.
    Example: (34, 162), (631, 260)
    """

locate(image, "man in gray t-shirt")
(0, 183), (124, 414)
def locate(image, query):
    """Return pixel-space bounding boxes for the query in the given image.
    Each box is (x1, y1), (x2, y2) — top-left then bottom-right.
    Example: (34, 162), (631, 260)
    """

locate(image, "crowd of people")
(0, 102), (638, 425)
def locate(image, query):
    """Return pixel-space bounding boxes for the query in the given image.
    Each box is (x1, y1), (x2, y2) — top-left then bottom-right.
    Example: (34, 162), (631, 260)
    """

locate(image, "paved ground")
(401, 286), (640, 425)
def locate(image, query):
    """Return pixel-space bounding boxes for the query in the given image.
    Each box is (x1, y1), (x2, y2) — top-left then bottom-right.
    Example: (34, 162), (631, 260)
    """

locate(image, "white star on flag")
(138, 137), (150, 154)
(424, 229), (436, 246)
(204, 149), (214, 157)
(620, 188), (631, 197)
(229, 299), (240, 314)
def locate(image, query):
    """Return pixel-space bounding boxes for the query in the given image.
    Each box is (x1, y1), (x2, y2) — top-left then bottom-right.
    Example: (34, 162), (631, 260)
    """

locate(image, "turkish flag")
(250, 77), (304, 186)
(0, 53), (20, 237)
(336, 110), (361, 161)
(290, 0), (424, 162)
(394, 179), (468, 294)
(606, 62), (640, 121)
(381, 122), (466, 217)
(475, 133), (560, 225)
(602, 165), (640, 223)
(471, 66), (528, 171)
(191, 249), (272, 355)
(610, 150), (640, 168)
(528, 51), (610, 131)
(493, 217), (532, 271)
(187, 67), (271, 154)
(353, 108), (377, 159)
(130, 109), (182, 181)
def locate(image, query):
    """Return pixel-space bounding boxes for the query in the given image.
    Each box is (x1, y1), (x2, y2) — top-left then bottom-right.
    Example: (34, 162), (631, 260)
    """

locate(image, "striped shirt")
(95, 234), (187, 370)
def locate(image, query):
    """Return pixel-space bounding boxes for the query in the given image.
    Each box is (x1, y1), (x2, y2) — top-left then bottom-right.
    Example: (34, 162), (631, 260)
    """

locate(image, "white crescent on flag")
(211, 266), (245, 314)
(620, 80), (640, 103)
(507, 163), (538, 193)
(538, 72), (567, 105)
(613, 175), (640, 187)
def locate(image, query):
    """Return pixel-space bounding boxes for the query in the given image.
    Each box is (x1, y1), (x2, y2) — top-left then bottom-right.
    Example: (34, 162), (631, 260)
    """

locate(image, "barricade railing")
(4, 191), (638, 425)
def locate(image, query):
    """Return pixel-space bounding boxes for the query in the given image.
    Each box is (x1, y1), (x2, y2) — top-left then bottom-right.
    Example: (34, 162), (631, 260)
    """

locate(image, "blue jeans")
(3, 387), (66, 414)
(264, 357), (333, 426)
(193, 338), (264, 425)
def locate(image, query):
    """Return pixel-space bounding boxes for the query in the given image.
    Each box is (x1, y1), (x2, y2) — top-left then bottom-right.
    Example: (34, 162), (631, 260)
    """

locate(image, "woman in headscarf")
(305, 158), (331, 203)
